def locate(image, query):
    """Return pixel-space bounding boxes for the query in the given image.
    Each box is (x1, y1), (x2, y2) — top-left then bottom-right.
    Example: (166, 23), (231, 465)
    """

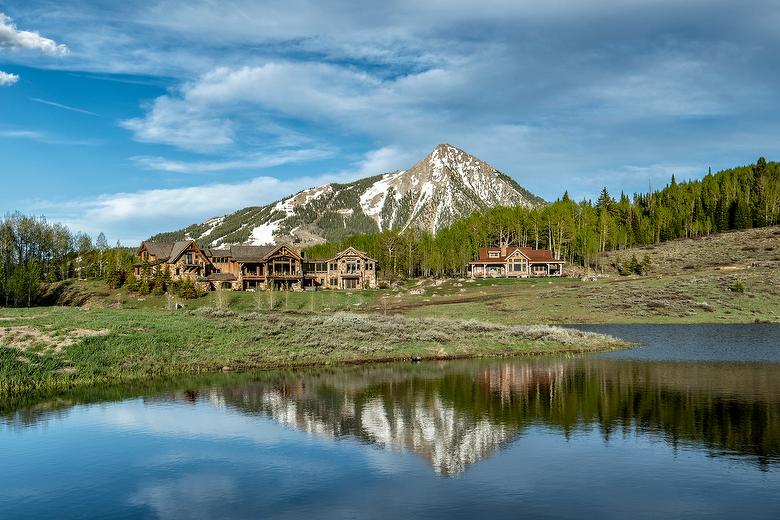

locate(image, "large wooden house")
(135, 240), (377, 291)
(303, 247), (378, 290)
(469, 246), (564, 278)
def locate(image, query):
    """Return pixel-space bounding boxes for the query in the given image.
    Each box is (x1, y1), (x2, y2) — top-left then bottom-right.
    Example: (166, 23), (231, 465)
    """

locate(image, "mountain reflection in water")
(98, 357), (780, 475)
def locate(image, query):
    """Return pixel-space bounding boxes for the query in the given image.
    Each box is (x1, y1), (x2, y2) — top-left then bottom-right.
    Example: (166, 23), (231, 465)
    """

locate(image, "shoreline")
(0, 306), (629, 402)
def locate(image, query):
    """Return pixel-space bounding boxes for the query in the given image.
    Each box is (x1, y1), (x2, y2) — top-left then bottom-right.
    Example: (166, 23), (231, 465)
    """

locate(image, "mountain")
(150, 144), (545, 246)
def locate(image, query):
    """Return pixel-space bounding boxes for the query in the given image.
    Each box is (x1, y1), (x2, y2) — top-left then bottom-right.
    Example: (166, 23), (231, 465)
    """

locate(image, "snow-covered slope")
(151, 144), (544, 246)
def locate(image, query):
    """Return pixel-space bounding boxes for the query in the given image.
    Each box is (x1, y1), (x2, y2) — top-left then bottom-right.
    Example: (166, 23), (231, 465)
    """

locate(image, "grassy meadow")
(0, 306), (626, 402)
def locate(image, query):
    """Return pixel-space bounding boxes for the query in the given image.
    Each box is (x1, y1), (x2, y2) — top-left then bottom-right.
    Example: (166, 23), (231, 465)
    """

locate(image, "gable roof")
(518, 247), (562, 263)
(329, 247), (377, 262)
(472, 246), (563, 264)
(167, 240), (195, 264)
(264, 243), (303, 260)
(138, 241), (174, 261)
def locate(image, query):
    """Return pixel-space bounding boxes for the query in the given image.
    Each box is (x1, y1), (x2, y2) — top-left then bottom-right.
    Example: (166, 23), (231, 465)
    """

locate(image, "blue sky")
(1, 1), (779, 244)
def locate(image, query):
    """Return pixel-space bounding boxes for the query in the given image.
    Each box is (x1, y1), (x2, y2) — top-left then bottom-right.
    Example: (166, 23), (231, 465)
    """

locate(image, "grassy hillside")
(393, 226), (780, 324)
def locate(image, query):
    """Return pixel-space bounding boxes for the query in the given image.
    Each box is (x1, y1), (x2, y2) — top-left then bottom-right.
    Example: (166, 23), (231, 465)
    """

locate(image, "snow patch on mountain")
(249, 221), (279, 245)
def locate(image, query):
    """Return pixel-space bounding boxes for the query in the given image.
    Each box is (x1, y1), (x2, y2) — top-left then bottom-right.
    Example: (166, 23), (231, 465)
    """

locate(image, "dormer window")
(488, 251), (500, 258)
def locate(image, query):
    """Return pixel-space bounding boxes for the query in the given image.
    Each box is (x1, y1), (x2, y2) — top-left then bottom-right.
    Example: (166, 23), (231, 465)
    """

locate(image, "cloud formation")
(43, 165), (376, 242)
(0, 69), (18, 85)
(131, 147), (333, 173)
(0, 13), (68, 56)
(4, 1), (780, 241)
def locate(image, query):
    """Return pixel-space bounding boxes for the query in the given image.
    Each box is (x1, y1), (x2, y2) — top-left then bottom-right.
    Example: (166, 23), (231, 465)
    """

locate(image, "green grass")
(0, 306), (626, 402)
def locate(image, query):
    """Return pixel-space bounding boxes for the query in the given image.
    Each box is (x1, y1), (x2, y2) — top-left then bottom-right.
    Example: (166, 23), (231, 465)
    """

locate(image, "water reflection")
(20, 357), (766, 475)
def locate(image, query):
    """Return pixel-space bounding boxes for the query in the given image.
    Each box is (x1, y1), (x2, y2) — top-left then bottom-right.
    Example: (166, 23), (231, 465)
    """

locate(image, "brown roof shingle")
(140, 241), (174, 261)
(229, 245), (276, 262)
(167, 240), (195, 263)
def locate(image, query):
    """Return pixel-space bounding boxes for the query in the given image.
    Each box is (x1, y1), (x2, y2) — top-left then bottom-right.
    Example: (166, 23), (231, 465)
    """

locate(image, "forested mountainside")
(150, 144), (544, 246)
(305, 158), (780, 277)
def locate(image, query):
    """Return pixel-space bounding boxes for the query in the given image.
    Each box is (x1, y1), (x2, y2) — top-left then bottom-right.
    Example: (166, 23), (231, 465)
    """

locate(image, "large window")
(511, 261), (527, 272)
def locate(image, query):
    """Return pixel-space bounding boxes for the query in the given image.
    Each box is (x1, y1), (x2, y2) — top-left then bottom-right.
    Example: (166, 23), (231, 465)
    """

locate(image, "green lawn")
(0, 306), (626, 403)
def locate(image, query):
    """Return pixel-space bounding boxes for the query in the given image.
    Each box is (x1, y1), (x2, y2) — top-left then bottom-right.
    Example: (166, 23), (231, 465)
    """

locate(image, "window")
(488, 251), (500, 258)
(330, 277), (337, 286)
(185, 253), (193, 264)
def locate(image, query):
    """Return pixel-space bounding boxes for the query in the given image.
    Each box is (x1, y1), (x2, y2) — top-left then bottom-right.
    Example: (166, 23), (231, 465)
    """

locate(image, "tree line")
(2, 157), (778, 305)
(0, 213), (133, 307)
(305, 158), (780, 278)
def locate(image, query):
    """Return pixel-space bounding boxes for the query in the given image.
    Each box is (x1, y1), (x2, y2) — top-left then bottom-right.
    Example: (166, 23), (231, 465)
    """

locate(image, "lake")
(2, 324), (779, 519)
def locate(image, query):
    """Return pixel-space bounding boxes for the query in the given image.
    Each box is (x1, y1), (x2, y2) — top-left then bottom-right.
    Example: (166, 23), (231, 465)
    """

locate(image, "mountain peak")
(153, 146), (544, 246)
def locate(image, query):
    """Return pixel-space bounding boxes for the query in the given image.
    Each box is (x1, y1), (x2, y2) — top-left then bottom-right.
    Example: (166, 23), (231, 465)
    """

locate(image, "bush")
(137, 277), (151, 295)
(125, 274), (139, 292)
(172, 278), (202, 299)
(731, 280), (746, 293)
(616, 253), (651, 275)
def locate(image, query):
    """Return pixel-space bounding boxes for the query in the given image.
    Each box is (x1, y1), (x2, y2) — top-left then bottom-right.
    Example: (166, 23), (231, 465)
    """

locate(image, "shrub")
(125, 274), (139, 292)
(731, 280), (746, 293)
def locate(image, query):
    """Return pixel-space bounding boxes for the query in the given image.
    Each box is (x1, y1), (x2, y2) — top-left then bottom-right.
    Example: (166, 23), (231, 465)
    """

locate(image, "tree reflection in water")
(5, 357), (780, 474)
(161, 359), (780, 474)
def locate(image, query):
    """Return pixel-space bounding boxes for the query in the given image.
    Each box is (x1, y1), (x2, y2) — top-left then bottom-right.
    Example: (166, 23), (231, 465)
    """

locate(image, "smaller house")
(469, 246), (564, 278)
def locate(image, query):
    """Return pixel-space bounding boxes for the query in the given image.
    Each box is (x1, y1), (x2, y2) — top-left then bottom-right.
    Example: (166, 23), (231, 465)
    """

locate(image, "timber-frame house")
(134, 241), (378, 291)
(469, 246), (564, 278)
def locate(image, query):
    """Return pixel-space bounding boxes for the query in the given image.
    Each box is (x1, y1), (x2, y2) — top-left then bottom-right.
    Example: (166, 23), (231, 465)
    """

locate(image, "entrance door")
(343, 278), (358, 289)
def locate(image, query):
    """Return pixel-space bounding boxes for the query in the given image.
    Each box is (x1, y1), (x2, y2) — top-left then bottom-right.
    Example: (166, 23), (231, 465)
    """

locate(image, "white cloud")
(0, 128), (101, 145)
(0, 69), (18, 85)
(119, 61), (457, 154)
(120, 95), (236, 152)
(131, 147), (333, 173)
(35, 147), (391, 242)
(0, 13), (68, 56)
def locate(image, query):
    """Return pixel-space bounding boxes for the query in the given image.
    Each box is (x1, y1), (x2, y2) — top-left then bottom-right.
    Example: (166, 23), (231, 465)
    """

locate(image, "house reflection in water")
(148, 357), (780, 475)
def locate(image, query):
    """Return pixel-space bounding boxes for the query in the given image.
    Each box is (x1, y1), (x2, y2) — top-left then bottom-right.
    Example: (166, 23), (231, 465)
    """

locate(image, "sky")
(1, 0), (779, 244)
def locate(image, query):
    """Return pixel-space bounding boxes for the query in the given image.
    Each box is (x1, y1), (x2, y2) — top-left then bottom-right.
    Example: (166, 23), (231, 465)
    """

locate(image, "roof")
(518, 247), (563, 263)
(472, 246), (563, 264)
(207, 273), (237, 282)
(139, 241), (174, 260)
(229, 245), (276, 262)
(330, 247), (378, 262)
(167, 240), (195, 264)
(206, 247), (232, 258)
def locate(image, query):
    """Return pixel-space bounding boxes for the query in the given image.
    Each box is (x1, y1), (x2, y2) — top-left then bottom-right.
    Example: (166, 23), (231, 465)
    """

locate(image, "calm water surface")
(2, 324), (779, 519)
